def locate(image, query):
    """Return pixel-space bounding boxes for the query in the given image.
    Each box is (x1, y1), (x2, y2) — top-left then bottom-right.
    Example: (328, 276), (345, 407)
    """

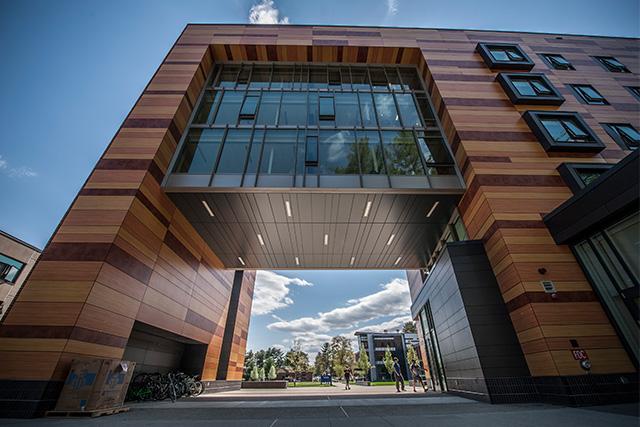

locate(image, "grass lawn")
(287, 381), (334, 387)
(370, 381), (397, 386)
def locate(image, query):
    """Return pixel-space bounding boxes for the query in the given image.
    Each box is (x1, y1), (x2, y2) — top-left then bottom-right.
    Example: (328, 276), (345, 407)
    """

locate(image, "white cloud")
(252, 270), (312, 315)
(386, 0), (399, 16)
(356, 315), (412, 333)
(248, 0), (290, 25)
(0, 155), (37, 179)
(267, 278), (411, 334)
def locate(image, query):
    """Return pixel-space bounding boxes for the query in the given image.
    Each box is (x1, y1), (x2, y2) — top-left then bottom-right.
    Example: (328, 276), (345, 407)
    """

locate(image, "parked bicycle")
(127, 372), (204, 402)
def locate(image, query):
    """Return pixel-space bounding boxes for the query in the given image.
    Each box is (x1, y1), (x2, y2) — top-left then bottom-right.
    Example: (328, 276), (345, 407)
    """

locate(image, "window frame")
(603, 123), (640, 151)
(523, 111), (605, 152)
(0, 253), (26, 284)
(476, 42), (534, 70)
(557, 162), (613, 194)
(496, 72), (565, 105)
(570, 84), (609, 105)
(625, 86), (640, 102)
(541, 53), (575, 70)
(593, 56), (631, 73)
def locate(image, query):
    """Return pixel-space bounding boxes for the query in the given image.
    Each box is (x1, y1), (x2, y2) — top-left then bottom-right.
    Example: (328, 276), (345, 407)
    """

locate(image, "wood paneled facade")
(0, 24), (637, 415)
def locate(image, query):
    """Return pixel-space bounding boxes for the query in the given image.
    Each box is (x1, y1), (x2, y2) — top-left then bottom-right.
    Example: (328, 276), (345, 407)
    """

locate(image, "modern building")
(355, 331), (421, 381)
(0, 24), (637, 416)
(0, 230), (40, 320)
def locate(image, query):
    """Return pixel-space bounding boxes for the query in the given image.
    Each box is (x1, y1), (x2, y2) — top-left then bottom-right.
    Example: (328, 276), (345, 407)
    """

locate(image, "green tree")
(264, 356), (275, 378)
(268, 364), (277, 380)
(357, 348), (372, 380)
(250, 365), (260, 381)
(313, 342), (331, 375)
(258, 366), (265, 381)
(286, 340), (310, 384)
(402, 321), (417, 334)
(406, 345), (420, 365)
(264, 347), (286, 369)
(383, 346), (395, 378)
(244, 350), (256, 381)
(330, 336), (354, 378)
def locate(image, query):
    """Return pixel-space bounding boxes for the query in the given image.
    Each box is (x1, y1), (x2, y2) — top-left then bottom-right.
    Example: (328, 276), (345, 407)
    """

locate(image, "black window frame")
(541, 53), (575, 71)
(476, 42), (534, 70)
(0, 253), (26, 285)
(603, 123), (640, 150)
(522, 111), (605, 152)
(319, 95), (336, 121)
(625, 86), (640, 101)
(593, 56), (631, 73)
(557, 162), (613, 194)
(496, 72), (564, 105)
(569, 84), (609, 105)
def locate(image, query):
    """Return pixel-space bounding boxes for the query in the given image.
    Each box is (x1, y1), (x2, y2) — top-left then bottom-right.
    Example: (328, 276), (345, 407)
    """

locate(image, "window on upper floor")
(476, 42), (534, 70)
(496, 73), (564, 105)
(523, 111), (605, 152)
(626, 86), (640, 101)
(603, 124), (640, 150)
(594, 56), (631, 73)
(541, 53), (575, 70)
(557, 163), (613, 194)
(570, 84), (609, 105)
(0, 253), (25, 284)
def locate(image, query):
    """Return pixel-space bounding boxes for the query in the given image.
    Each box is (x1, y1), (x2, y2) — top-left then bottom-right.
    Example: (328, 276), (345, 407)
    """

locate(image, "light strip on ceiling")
(285, 201), (292, 217)
(386, 234), (395, 246)
(238, 257), (246, 266)
(201, 200), (215, 217)
(394, 256), (402, 265)
(363, 201), (372, 217)
(426, 201), (440, 218)
(295, 256), (300, 266)
(324, 234), (329, 246)
(257, 234), (265, 246)
(350, 256), (355, 266)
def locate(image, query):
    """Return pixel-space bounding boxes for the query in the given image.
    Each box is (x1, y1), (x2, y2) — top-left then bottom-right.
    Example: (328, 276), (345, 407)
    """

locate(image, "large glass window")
(216, 129), (251, 174)
(173, 129), (224, 174)
(260, 130), (297, 174)
(171, 63), (459, 188)
(0, 253), (25, 284)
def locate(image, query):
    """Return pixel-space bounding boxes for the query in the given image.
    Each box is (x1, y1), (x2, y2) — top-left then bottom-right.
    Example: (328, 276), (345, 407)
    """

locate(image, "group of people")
(342, 358), (428, 393)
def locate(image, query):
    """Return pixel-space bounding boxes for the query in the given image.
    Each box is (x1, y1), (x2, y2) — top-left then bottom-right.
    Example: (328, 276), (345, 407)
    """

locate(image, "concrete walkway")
(3, 387), (638, 426)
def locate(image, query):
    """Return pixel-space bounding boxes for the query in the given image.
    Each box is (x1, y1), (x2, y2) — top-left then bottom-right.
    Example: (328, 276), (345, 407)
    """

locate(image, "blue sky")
(1, 0), (638, 355)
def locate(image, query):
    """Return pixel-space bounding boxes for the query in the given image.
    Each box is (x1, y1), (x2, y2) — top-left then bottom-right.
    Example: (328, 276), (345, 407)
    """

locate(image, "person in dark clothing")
(344, 367), (352, 390)
(410, 361), (427, 392)
(392, 357), (405, 392)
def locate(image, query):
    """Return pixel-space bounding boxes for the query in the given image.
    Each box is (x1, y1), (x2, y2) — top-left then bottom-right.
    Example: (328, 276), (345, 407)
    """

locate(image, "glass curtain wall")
(171, 63), (458, 188)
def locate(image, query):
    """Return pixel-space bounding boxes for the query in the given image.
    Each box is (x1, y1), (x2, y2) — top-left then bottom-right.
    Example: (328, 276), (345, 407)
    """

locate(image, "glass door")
(419, 302), (448, 391)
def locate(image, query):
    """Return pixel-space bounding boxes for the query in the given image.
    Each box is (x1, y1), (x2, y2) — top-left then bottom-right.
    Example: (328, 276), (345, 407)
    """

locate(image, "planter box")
(241, 381), (287, 389)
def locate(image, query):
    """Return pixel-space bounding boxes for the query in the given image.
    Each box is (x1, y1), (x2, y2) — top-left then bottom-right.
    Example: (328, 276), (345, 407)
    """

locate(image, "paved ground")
(4, 385), (639, 426)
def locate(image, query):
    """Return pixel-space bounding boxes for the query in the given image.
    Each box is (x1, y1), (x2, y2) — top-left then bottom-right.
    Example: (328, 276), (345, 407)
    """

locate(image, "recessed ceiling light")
(394, 256), (402, 265)
(386, 234), (395, 246)
(285, 201), (292, 217)
(257, 234), (265, 246)
(202, 200), (215, 217)
(363, 201), (372, 217)
(324, 234), (329, 246)
(426, 201), (439, 218)
(350, 256), (355, 265)
(238, 256), (246, 266)
(295, 256), (300, 266)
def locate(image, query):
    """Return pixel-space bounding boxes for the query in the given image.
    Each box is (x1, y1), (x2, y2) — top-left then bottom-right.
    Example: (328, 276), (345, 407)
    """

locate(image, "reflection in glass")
(192, 91), (221, 124)
(396, 94), (422, 127)
(319, 131), (358, 174)
(357, 131), (385, 174)
(319, 96), (335, 120)
(257, 92), (281, 125)
(280, 93), (307, 126)
(216, 129), (251, 174)
(272, 65), (293, 89)
(245, 130), (264, 174)
(335, 93), (361, 127)
(261, 130), (297, 174)
(374, 94), (400, 127)
(351, 67), (369, 90)
(359, 93), (377, 127)
(250, 66), (271, 88)
(214, 91), (244, 125)
(382, 131), (424, 175)
(173, 129), (224, 174)
(217, 65), (240, 88)
(308, 93), (318, 126)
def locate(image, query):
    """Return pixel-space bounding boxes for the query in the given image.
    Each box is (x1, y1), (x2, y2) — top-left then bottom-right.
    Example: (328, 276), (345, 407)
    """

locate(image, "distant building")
(355, 331), (421, 381)
(0, 230), (40, 319)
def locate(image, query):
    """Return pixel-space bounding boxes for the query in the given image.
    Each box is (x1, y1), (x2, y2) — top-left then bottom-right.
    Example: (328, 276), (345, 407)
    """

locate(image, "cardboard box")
(55, 358), (136, 412)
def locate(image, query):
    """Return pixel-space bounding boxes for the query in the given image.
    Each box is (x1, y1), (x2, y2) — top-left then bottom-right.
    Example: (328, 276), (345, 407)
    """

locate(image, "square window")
(476, 43), (534, 70)
(557, 163), (613, 194)
(496, 73), (564, 105)
(603, 123), (640, 150)
(541, 54), (575, 70)
(594, 56), (630, 73)
(523, 111), (605, 152)
(570, 84), (608, 105)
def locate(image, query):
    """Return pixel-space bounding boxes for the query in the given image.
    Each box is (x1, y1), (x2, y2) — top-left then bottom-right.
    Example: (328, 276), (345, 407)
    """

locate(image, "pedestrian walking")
(344, 367), (352, 390)
(410, 361), (427, 392)
(392, 357), (405, 392)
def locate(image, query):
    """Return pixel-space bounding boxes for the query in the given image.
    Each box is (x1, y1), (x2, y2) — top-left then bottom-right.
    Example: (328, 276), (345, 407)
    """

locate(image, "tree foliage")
(357, 348), (372, 380)
(268, 364), (277, 380)
(383, 346), (395, 377)
(406, 345), (420, 365)
(402, 321), (417, 334)
(330, 336), (354, 379)
(313, 342), (332, 375)
(285, 340), (310, 382)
